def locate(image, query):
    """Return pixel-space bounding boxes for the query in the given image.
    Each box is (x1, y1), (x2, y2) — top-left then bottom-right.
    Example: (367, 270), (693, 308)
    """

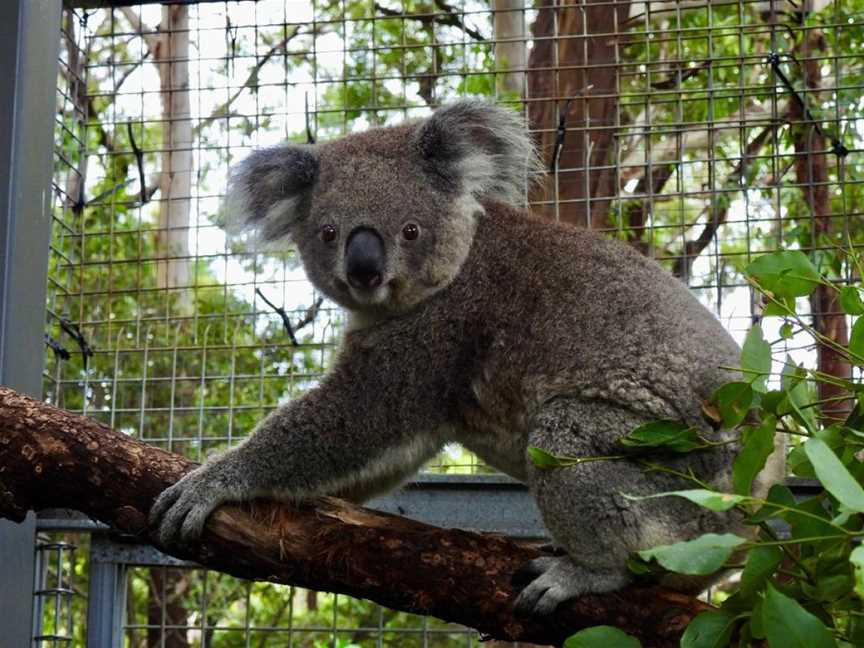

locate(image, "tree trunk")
(156, 5), (193, 297)
(527, 0), (631, 227)
(494, 0), (527, 96)
(149, 10), (196, 638)
(791, 29), (852, 422)
(0, 386), (708, 648)
(147, 568), (190, 648)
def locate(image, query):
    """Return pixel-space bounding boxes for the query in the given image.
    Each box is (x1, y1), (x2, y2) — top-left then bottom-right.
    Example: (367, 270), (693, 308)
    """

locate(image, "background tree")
(43, 1), (863, 645)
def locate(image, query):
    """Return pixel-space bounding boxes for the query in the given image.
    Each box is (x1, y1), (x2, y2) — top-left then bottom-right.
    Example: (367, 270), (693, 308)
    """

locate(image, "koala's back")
(447, 201), (741, 443)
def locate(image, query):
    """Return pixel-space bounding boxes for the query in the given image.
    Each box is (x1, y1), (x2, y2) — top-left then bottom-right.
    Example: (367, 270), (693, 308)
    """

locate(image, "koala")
(151, 101), (763, 616)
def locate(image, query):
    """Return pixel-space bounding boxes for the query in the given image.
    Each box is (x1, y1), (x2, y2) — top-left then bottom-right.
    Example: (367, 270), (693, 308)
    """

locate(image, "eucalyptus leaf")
(850, 545), (864, 600)
(742, 325), (772, 392)
(733, 416), (777, 495)
(711, 382), (754, 429)
(740, 545), (783, 599)
(761, 583), (837, 648)
(637, 533), (746, 575)
(749, 484), (797, 523)
(618, 420), (705, 453)
(846, 400), (864, 430)
(850, 317), (864, 365)
(624, 489), (745, 512)
(681, 611), (737, 648)
(563, 626), (641, 648)
(781, 359), (817, 433)
(764, 295), (796, 317)
(840, 286), (864, 316)
(804, 437), (864, 513)
(746, 250), (822, 298)
(527, 446), (563, 469)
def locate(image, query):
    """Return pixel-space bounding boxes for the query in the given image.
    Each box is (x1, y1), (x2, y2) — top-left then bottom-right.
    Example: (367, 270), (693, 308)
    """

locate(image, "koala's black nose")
(345, 228), (385, 290)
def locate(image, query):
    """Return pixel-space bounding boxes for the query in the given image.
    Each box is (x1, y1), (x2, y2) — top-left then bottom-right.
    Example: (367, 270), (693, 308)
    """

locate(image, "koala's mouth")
(336, 277), (393, 308)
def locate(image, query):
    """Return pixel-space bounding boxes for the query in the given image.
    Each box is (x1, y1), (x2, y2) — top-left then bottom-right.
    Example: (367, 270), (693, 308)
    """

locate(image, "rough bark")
(0, 386), (709, 647)
(791, 29), (852, 422)
(527, 1), (631, 227)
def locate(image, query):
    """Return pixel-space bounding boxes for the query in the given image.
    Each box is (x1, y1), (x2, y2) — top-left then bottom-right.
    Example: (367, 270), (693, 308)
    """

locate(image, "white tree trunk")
(494, 0), (526, 96)
(157, 5), (193, 299)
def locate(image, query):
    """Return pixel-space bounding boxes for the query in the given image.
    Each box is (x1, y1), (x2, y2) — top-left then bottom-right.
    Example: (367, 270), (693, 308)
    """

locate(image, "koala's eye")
(320, 224), (337, 243)
(402, 222), (420, 241)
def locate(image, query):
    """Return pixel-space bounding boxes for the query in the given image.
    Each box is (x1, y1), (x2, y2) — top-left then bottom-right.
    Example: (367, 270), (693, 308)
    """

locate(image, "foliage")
(47, 0), (864, 643)
(533, 247), (864, 647)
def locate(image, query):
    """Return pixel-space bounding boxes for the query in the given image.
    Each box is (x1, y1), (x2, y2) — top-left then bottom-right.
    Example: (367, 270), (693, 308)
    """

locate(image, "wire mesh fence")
(38, 0), (863, 645)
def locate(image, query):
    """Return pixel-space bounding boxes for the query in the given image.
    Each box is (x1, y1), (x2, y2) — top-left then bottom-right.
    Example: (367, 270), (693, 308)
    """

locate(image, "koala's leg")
(514, 397), (733, 616)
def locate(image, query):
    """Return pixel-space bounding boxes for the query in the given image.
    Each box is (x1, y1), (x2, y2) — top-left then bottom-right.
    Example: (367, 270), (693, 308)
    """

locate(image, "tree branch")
(119, 6), (161, 57)
(0, 386), (709, 647)
(670, 121), (779, 280)
(194, 27), (308, 138)
(374, 2), (486, 42)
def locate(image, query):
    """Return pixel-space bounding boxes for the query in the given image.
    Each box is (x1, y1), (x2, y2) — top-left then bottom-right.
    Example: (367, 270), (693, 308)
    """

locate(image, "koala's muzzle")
(345, 227), (385, 290)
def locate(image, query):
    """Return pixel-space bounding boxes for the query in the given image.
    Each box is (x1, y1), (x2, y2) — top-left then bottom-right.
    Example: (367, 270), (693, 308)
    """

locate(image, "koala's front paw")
(512, 556), (629, 616)
(149, 465), (234, 548)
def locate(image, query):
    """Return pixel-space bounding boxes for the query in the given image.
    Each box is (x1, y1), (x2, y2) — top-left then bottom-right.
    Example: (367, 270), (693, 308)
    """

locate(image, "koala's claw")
(512, 556), (629, 617)
(149, 467), (227, 548)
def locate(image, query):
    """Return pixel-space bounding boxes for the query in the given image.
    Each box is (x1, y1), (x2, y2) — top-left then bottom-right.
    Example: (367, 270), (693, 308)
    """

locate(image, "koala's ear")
(412, 100), (541, 205)
(225, 144), (319, 243)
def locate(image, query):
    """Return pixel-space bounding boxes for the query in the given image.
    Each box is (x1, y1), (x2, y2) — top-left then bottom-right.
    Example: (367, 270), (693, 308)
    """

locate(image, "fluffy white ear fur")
(413, 100), (543, 206)
(224, 102), (541, 248)
(225, 144), (318, 246)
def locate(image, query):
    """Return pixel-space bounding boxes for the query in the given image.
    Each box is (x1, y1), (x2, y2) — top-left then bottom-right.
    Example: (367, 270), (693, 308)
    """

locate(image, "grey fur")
(151, 101), (782, 615)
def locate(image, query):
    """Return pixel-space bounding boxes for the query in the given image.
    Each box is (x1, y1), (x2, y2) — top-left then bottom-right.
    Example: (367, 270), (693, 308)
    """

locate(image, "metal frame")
(0, 1), (63, 647)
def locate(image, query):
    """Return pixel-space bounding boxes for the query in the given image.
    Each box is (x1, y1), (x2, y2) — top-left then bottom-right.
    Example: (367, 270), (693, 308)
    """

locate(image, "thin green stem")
(756, 522), (817, 583)
(751, 534), (849, 546)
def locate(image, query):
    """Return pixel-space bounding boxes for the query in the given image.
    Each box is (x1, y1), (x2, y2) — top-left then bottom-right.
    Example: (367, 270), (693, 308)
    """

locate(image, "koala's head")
(226, 101), (540, 315)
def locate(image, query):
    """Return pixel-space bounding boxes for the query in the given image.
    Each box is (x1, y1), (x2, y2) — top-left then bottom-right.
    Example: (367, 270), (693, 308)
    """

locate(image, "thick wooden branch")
(0, 386), (709, 647)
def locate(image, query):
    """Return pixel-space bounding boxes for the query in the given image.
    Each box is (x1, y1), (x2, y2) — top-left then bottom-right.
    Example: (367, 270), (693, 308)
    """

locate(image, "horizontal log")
(0, 385), (709, 647)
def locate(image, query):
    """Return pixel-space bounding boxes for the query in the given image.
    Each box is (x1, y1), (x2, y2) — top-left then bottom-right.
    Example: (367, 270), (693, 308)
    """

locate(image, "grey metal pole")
(0, 1), (63, 647)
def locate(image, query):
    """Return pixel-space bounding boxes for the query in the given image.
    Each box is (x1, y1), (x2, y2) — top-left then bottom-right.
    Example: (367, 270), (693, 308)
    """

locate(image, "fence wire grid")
(38, 0), (863, 645)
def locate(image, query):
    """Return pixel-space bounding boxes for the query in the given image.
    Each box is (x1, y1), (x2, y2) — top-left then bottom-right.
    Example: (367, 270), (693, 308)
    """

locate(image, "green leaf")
(761, 583), (837, 648)
(746, 250), (822, 298)
(846, 400), (864, 431)
(637, 533), (746, 575)
(618, 420), (705, 453)
(850, 317), (864, 365)
(626, 555), (654, 576)
(764, 295), (796, 317)
(804, 573), (852, 602)
(711, 382), (754, 429)
(624, 489), (745, 512)
(681, 611), (737, 648)
(851, 546), (864, 600)
(780, 322), (794, 339)
(759, 390), (787, 415)
(742, 325), (772, 392)
(527, 446), (563, 469)
(732, 416), (777, 495)
(781, 359), (817, 434)
(740, 545), (783, 599)
(563, 626), (641, 648)
(840, 286), (864, 316)
(749, 484), (797, 522)
(804, 437), (864, 512)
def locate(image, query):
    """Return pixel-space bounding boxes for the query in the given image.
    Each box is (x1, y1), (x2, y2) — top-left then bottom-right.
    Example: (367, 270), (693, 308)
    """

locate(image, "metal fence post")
(0, 1), (63, 647)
